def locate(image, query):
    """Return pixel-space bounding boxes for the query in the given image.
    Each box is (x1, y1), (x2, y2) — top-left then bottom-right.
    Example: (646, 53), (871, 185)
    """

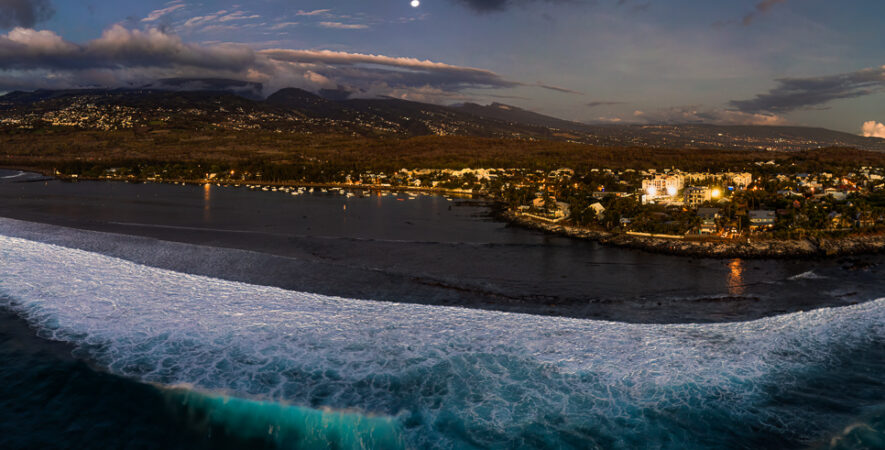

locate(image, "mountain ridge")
(1, 86), (882, 152)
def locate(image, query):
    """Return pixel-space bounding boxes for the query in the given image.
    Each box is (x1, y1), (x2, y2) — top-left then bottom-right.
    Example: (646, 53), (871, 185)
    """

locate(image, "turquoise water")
(0, 329), (403, 449)
(1, 234), (884, 449)
(2, 334), (883, 449)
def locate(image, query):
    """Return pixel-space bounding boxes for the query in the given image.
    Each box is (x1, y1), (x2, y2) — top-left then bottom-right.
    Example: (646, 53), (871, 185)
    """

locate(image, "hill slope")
(1, 87), (882, 152)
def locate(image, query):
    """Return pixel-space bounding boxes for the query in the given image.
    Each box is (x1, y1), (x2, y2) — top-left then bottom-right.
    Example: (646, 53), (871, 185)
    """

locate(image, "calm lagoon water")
(0, 169), (883, 449)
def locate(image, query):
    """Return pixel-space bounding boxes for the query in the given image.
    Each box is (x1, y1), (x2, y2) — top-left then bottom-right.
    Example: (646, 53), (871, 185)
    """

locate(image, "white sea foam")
(0, 233), (882, 447)
(789, 270), (827, 280)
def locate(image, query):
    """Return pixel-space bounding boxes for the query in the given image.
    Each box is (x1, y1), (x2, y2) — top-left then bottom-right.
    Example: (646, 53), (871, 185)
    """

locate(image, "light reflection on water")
(728, 258), (744, 296)
(203, 183), (211, 222)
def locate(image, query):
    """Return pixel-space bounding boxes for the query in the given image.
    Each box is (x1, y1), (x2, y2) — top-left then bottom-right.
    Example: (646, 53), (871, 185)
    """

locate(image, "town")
(354, 164), (884, 240)
(58, 159), (885, 242)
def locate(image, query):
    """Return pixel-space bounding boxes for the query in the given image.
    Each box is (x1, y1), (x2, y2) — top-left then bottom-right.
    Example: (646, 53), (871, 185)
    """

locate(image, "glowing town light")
(666, 186), (677, 196)
(711, 188), (722, 199)
(646, 186), (657, 197)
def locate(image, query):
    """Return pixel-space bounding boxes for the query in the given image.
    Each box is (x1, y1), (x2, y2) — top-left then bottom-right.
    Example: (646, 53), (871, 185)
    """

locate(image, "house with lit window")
(748, 210), (776, 231)
(697, 207), (721, 234)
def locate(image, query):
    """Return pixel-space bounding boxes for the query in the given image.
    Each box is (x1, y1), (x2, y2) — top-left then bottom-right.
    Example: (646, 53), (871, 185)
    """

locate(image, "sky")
(0, 0), (883, 135)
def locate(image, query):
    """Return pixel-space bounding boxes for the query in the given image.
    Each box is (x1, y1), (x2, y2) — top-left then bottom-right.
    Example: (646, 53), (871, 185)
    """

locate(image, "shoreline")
(0, 167), (482, 198)
(0, 216), (879, 325)
(6, 167), (885, 259)
(502, 210), (885, 259)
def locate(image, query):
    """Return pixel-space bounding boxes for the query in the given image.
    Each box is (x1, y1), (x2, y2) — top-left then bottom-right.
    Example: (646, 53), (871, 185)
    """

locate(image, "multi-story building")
(641, 174), (684, 197)
(731, 172), (753, 188)
(684, 186), (712, 208)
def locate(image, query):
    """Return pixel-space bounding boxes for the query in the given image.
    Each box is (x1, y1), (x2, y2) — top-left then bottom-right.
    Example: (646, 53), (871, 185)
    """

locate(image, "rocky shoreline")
(502, 211), (885, 258)
(7, 167), (885, 259)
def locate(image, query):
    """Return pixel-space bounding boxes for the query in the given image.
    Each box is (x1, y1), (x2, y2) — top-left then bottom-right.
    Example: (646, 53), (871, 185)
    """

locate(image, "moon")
(411, 0), (420, 7)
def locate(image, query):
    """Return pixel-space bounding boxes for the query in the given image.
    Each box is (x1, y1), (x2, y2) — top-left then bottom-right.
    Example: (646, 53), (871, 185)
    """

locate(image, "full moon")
(411, 0), (420, 7)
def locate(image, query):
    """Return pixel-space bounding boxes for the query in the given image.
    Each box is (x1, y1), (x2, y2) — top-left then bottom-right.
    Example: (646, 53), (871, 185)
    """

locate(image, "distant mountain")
(149, 78), (264, 100)
(455, 102), (589, 133)
(574, 123), (885, 152)
(0, 89), (263, 117)
(265, 88), (350, 118)
(1, 87), (883, 152)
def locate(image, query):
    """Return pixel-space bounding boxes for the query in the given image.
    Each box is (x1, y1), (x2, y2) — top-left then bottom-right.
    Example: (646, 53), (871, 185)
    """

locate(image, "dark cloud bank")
(730, 66), (885, 114)
(0, 0), (54, 29)
(0, 25), (573, 102)
(452, 0), (586, 13)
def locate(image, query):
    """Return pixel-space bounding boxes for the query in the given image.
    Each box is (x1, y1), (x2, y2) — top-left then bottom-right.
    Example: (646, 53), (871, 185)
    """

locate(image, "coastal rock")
(503, 210), (885, 259)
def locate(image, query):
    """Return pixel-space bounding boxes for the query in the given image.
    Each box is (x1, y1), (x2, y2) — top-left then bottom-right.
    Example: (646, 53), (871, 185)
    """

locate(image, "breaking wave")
(1, 234), (883, 448)
(159, 386), (405, 449)
(789, 270), (828, 281)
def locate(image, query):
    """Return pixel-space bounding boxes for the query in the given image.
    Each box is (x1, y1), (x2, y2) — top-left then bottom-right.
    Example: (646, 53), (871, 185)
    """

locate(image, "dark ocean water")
(1, 170), (884, 449)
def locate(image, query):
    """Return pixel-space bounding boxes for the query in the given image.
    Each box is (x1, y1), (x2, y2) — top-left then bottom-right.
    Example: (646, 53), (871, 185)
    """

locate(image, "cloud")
(535, 82), (582, 94)
(142, 2), (185, 23)
(452, 0), (585, 13)
(862, 121), (885, 139)
(742, 0), (787, 26)
(0, 25), (560, 103)
(616, 0), (650, 13)
(0, 26), (255, 71)
(217, 11), (260, 23)
(182, 9), (261, 32)
(296, 9), (331, 16)
(269, 22), (299, 30)
(712, 0), (788, 28)
(632, 105), (786, 126)
(589, 116), (623, 123)
(586, 100), (625, 108)
(317, 87), (350, 101)
(318, 21), (368, 30)
(729, 66), (885, 114)
(258, 49), (521, 92)
(183, 10), (227, 28)
(453, 0), (508, 11)
(151, 77), (264, 98)
(0, 0), (54, 28)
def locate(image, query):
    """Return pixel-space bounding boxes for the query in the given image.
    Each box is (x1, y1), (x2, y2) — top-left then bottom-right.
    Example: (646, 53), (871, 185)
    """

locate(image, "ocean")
(0, 171), (883, 448)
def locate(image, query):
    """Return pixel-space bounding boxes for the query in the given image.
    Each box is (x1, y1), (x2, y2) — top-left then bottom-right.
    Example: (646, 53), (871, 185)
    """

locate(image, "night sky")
(0, 0), (883, 134)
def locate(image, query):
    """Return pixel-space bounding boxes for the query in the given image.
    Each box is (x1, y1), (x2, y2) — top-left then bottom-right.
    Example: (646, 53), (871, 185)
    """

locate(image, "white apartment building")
(641, 174), (685, 197)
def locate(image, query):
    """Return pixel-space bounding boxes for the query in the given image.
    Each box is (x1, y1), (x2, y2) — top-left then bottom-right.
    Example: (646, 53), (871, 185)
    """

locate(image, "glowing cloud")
(862, 121), (885, 139)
